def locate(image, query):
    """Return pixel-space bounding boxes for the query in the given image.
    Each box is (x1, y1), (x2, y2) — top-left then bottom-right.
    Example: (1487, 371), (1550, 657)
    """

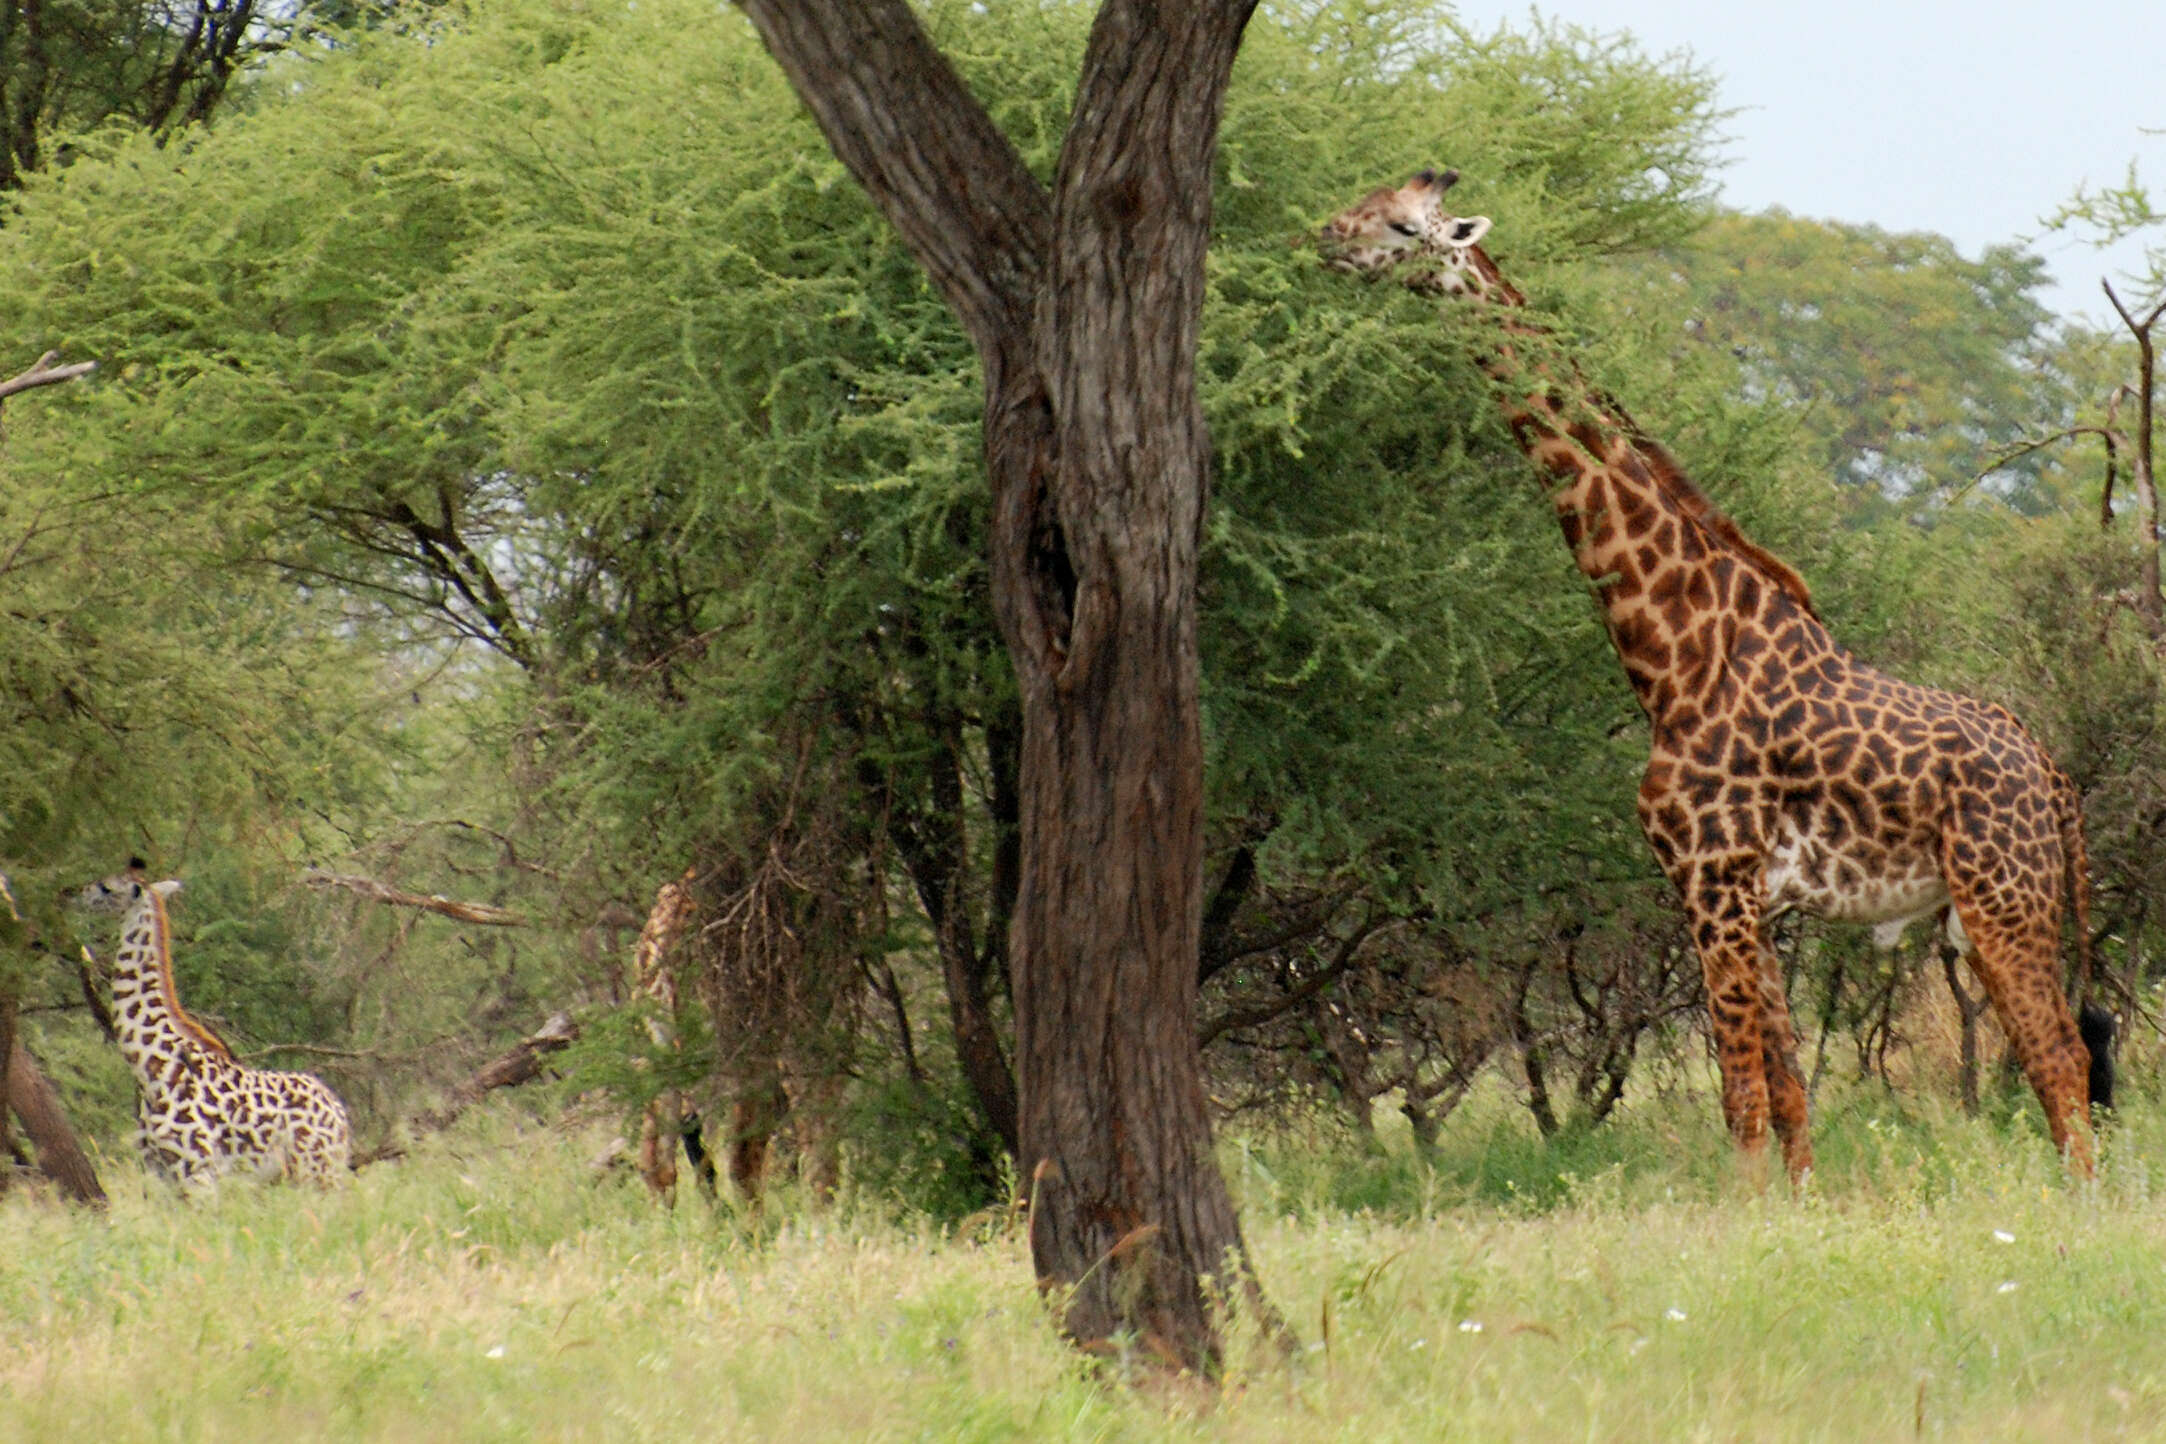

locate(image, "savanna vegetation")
(2, 0), (2163, 1433)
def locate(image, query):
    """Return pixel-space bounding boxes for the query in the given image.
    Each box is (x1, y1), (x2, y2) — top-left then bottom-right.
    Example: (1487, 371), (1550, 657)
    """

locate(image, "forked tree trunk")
(735, 0), (1262, 1366)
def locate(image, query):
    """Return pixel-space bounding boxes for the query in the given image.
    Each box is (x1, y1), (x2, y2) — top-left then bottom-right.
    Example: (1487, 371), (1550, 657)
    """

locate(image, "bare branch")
(76, 945), (117, 1045)
(2101, 278), (2166, 339)
(2103, 280), (2164, 635)
(0, 350), (94, 404)
(1198, 910), (1399, 1046)
(400, 1012), (579, 1136)
(345, 1013), (582, 1169)
(302, 869), (525, 926)
(1970, 424), (2122, 491)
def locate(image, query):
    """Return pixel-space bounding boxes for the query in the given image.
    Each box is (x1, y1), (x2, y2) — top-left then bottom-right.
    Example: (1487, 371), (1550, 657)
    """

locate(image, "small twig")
(76, 945), (118, 1044)
(242, 1027), (468, 1065)
(1198, 910), (1401, 1046)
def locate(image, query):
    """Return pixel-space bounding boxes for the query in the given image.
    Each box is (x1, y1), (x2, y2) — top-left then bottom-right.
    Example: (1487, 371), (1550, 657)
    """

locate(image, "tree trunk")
(0, 990), (14, 1180)
(1941, 935), (1984, 1118)
(735, 0), (1261, 1367)
(893, 722), (1021, 1161)
(7, 1037), (106, 1206)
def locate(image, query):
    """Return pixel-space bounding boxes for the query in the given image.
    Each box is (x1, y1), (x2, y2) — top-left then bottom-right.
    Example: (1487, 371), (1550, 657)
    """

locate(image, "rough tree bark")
(733, 0), (1262, 1366)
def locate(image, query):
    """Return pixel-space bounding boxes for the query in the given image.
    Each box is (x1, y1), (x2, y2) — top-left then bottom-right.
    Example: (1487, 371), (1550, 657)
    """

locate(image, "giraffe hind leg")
(638, 1092), (680, 1204)
(1945, 884), (2094, 1176)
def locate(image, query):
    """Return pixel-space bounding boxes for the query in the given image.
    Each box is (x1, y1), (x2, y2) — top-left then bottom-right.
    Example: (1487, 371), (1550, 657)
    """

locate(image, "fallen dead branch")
(0, 350), (96, 405)
(351, 1012), (579, 1168)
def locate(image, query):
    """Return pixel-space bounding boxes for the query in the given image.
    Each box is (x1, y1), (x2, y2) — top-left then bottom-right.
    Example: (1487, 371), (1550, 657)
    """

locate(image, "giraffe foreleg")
(1752, 936), (1814, 1183)
(1694, 923), (1772, 1159)
(638, 1090), (682, 1205)
(1683, 859), (1809, 1185)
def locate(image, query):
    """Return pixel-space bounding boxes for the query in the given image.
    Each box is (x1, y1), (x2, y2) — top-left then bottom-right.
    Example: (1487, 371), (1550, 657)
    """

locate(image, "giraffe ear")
(1445, 216), (1492, 248)
(150, 879), (183, 899)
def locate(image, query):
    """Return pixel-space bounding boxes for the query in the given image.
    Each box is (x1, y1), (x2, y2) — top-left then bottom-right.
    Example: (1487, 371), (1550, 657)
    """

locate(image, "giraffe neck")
(1445, 247), (1823, 719)
(112, 888), (236, 1086)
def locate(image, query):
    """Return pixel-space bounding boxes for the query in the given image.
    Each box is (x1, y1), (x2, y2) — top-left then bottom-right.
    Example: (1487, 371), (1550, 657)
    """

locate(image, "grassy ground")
(7, 1076), (2166, 1442)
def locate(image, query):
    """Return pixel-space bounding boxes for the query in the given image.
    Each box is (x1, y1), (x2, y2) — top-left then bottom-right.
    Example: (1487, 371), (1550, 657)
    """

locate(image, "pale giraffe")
(631, 867), (713, 1203)
(1321, 168), (2100, 1180)
(627, 864), (848, 1205)
(72, 864), (352, 1188)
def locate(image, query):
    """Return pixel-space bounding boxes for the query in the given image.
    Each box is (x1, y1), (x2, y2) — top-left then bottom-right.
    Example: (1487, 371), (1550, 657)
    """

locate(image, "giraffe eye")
(1388, 222), (1420, 238)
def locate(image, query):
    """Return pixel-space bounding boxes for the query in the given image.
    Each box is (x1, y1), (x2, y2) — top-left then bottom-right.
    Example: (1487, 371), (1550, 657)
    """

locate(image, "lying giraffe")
(1321, 168), (2099, 1179)
(72, 863), (352, 1188)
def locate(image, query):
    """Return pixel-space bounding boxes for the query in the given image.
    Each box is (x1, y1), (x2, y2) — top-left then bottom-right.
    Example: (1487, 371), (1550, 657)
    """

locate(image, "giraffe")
(630, 867), (715, 1203)
(71, 863), (352, 1188)
(1320, 168), (2099, 1180)
(625, 859), (856, 1206)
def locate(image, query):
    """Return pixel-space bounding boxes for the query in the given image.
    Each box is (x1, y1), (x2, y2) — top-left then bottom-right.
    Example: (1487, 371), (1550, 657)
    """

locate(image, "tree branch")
(0, 350), (94, 403)
(732, 0), (1048, 360)
(302, 869), (525, 926)
(351, 1012), (581, 1167)
(1198, 911), (1395, 1047)
(2102, 280), (2164, 635)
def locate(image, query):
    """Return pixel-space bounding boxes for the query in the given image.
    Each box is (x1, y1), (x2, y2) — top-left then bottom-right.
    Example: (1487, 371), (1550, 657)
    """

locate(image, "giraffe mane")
(1456, 244), (1526, 305)
(140, 883), (239, 1063)
(1612, 415), (1818, 620)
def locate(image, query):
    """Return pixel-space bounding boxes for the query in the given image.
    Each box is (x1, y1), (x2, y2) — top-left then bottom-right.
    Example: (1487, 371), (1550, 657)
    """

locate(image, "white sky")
(1453, 0), (2163, 325)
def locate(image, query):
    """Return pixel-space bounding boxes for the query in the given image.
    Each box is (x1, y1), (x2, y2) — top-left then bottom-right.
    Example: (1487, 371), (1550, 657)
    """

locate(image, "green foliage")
(843, 1072), (1010, 1222)
(0, 393), (395, 969)
(2044, 141), (2166, 306)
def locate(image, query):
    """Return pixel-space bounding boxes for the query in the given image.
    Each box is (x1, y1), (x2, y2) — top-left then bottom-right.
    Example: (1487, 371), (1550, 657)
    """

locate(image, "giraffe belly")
(1762, 828), (1949, 942)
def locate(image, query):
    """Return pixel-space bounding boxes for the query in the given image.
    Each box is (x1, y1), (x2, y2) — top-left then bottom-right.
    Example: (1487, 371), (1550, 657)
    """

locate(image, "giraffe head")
(1319, 167), (1502, 299)
(69, 859), (178, 915)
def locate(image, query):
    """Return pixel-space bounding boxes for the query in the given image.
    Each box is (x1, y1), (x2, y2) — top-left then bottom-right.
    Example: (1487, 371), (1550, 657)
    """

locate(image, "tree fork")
(735, 0), (1265, 1366)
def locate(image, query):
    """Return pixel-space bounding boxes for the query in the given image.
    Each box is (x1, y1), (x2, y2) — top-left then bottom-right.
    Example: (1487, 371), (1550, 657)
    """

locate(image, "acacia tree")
(0, 0), (1742, 1326)
(732, 0), (1261, 1362)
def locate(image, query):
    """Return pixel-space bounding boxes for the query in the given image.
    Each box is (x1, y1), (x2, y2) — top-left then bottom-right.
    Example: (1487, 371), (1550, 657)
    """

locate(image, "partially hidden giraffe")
(72, 863), (353, 1188)
(630, 866), (715, 1204)
(1321, 168), (2100, 1180)
(626, 864), (845, 1206)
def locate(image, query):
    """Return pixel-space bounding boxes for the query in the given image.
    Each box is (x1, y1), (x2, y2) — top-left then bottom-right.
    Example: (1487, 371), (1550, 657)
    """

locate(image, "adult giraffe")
(1320, 168), (2099, 1180)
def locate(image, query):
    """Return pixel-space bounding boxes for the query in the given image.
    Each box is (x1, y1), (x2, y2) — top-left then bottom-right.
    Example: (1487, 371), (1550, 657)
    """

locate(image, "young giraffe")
(1321, 168), (2098, 1180)
(72, 864), (352, 1188)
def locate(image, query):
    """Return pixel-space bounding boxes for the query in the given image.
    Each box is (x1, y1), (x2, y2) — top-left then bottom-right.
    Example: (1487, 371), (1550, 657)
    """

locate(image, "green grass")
(8, 1078), (2166, 1442)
